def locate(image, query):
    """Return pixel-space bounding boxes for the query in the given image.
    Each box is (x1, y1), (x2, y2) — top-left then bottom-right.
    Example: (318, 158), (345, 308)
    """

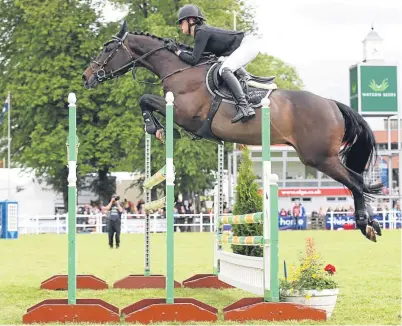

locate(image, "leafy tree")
(231, 146), (263, 257)
(0, 0), (129, 206)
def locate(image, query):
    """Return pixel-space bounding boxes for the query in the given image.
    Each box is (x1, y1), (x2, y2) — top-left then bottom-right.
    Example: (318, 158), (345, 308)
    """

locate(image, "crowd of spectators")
(72, 195), (400, 232)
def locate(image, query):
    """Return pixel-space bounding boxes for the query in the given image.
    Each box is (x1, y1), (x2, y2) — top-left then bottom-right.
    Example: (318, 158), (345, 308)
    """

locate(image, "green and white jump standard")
(22, 93), (120, 324)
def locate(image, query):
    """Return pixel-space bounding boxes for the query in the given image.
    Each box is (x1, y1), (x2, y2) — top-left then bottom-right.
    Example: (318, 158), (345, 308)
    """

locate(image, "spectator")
(292, 202), (301, 230)
(103, 194), (123, 249)
(279, 208), (287, 216)
(137, 199), (145, 215)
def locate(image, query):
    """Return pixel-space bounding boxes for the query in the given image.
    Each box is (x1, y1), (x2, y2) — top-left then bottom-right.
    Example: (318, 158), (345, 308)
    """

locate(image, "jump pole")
(22, 93), (120, 324)
(121, 92), (218, 323)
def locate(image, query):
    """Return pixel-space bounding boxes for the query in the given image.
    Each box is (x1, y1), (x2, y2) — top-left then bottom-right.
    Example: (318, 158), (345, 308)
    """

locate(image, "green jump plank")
(144, 197), (166, 211)
(218, 212), (263, 225)
(143, 166), (166, 189)
(218, 234), (264, 246)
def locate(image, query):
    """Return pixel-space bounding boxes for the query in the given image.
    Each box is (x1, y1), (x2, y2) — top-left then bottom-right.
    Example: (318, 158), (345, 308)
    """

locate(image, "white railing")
(17, 213), (216, 235)
(15, 210), (401, 235)
(325, 210), (401, 230)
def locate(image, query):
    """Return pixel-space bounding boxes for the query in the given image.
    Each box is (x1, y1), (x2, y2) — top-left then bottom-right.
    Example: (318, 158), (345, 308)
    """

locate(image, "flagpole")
(7, 91), (11, 199)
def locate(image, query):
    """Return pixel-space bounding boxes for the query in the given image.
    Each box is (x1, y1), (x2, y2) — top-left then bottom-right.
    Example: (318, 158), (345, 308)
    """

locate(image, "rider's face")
(180, 19), (189, 34)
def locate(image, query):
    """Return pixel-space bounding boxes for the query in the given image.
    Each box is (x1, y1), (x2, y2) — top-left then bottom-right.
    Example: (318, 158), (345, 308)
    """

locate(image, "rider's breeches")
(219, 34), (260, 75)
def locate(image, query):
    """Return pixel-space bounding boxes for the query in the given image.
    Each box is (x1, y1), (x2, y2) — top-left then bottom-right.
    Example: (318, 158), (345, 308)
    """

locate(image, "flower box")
(281, 288), (339, 318)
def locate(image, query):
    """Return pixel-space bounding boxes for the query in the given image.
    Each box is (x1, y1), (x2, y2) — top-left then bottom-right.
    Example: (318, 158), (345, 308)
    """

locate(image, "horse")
(82, 20), (383, 242)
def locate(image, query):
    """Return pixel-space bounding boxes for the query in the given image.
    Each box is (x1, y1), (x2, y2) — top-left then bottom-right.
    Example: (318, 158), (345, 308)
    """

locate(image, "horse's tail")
(333, 100), (383, 197)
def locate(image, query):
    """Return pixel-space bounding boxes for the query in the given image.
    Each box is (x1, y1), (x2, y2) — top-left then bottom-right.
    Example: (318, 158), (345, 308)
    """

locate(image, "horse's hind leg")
(312, 156), (381, 242)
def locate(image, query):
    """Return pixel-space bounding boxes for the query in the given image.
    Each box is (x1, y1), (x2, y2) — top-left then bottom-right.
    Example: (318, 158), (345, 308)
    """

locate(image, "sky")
(103, 0), (402, 131)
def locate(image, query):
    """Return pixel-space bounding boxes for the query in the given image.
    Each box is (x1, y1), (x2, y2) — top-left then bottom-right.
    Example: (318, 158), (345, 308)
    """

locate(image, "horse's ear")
(117, 20), (128, 39)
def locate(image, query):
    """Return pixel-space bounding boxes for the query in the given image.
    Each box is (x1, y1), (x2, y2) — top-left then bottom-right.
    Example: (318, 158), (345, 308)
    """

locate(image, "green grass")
(0, 230), (400, 325)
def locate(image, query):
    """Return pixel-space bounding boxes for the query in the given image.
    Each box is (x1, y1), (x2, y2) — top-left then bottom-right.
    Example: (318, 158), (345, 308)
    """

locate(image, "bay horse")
(82, 20), (382, 242)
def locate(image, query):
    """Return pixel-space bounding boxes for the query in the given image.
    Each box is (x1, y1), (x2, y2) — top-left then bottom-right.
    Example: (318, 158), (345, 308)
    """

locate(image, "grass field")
(0, 229), (400, 325)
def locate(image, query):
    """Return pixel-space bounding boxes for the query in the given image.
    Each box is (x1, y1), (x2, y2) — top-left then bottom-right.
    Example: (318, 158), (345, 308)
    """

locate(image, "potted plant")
(280, 237), (339, 318)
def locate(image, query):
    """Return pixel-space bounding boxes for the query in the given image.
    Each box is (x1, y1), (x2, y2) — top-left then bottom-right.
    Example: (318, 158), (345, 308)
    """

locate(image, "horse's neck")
(129, 37), (190, 79)
(148, 51), (189, 79)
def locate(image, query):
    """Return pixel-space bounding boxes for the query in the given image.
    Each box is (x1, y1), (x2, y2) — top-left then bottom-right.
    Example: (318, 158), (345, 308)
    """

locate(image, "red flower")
(324, 264), (336, 275)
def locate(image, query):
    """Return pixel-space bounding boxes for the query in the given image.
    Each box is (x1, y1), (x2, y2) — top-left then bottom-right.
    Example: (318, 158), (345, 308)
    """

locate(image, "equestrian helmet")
(176, 4), (205, 24)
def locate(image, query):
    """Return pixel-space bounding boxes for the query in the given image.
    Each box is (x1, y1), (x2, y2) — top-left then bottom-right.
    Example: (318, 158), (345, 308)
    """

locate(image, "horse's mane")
(129, 31), (196, 52)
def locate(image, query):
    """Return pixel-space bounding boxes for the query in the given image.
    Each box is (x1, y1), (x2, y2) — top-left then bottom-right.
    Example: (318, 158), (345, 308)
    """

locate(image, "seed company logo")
(363, 78), (396, 98)
(369, 78), (389, 92)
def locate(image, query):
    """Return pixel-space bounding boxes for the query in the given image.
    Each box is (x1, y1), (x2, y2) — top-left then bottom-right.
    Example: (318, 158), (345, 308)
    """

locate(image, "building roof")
(363, 27), (383, 42)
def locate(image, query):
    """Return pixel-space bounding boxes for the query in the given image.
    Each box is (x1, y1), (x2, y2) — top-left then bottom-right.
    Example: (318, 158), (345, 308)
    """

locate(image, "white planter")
(281, 288), (339, 318)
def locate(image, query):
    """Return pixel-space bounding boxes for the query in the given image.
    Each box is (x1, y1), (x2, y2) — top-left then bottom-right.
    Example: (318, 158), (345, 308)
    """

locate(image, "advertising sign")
(349, 64), (398, 116)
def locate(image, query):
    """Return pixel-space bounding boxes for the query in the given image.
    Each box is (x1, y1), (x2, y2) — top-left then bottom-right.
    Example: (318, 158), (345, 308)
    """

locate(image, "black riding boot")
(221, 67), (256, 123)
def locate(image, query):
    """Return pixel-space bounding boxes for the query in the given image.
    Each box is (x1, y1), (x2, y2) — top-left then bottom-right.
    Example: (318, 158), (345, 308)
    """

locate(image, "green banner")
(360, 65), (398, 113)
(349, 66), (358, 111)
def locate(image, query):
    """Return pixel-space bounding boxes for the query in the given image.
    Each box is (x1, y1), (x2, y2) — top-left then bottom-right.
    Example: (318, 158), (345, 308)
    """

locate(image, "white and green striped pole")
(261, 97), (279, 302)
(67, 93), (79, 305)
(144, 133), (151, 277)
(165, 92), (175, 304)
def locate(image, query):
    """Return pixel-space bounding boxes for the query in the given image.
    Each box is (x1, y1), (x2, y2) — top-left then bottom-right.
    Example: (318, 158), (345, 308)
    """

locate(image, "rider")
(166, 4), (260, 124)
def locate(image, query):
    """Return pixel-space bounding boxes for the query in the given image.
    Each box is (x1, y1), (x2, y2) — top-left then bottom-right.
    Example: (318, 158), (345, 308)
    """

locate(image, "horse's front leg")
(139, 94), (181, 143)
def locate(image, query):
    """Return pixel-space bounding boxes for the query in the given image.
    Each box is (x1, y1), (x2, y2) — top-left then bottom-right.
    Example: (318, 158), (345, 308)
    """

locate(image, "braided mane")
(129, 31), (195, 52)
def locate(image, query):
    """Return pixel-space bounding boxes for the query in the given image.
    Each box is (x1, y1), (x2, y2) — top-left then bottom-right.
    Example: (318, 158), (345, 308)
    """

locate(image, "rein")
(132, 55), (217, 86)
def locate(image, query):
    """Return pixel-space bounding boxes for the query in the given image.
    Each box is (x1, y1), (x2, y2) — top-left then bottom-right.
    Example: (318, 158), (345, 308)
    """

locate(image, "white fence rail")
(15, 211), (401, 235)
(325, 210), (401, 230)
(17, 213), (215, 235)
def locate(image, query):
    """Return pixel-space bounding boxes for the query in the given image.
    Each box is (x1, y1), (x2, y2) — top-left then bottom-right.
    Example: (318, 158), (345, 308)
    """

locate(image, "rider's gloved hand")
(165, 39), (179, 53)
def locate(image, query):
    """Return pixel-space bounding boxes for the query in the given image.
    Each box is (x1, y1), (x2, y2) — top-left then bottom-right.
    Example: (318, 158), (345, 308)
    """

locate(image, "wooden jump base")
(22, 93), (119, 323)
(22, 299), (120, 324)
(40, 274), (108, 290)
(113, 274), (181, 289)
(222, 298), (326, 322)
(121, 92), (217, 323)
(122, 298), (218, 324)
(181, 273), (234, 289)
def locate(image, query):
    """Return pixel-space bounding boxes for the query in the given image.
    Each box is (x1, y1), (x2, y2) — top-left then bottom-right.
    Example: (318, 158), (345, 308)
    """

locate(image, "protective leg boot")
(221, 68), (256, 123)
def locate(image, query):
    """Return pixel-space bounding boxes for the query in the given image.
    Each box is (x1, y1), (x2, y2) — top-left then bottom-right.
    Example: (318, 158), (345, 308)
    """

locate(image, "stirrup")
(231, 106), (255, 123)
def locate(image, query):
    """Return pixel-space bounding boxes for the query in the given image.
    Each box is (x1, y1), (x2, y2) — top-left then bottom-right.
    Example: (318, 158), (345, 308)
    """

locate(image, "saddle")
(185, 62), (277, 144)
(205, 62), (277, 109)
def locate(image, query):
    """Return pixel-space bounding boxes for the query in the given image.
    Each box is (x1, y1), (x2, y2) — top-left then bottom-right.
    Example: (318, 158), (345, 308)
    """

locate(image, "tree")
(0, 0), (132, 207)
(231, 146), (263, 257)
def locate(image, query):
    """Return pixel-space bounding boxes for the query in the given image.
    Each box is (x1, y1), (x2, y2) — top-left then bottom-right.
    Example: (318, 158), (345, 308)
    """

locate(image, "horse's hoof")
(365, 225), (377, 242)
(369, 219), (382, 237)
(156, 129), (165, 144)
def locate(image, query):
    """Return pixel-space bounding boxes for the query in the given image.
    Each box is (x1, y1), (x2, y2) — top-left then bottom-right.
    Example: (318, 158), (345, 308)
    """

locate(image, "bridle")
(91, 32), (166, 83)
(91, 32), (135, 82)
(91, 32), (217, 85)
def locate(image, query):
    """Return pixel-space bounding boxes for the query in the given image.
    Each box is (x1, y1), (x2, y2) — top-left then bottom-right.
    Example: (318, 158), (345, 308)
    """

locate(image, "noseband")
(91, 32), (167, 82)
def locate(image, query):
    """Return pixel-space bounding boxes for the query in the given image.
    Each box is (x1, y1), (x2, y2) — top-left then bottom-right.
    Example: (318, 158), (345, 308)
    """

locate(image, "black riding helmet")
(176, 4), (205, 24)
